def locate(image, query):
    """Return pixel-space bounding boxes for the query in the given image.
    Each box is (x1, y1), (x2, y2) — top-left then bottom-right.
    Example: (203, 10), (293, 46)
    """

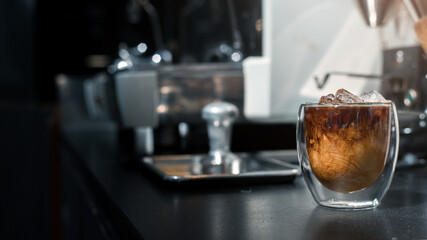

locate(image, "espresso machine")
(57, 0), (427, 183)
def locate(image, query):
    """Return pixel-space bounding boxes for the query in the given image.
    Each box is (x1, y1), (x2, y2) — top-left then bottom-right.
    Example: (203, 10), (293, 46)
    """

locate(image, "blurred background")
(0, 0), (261, 103)
(0, 0), (262, 239)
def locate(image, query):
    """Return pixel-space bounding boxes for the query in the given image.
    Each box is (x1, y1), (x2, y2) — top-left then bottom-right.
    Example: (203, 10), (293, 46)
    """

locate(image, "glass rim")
(300, 101), (393, 107)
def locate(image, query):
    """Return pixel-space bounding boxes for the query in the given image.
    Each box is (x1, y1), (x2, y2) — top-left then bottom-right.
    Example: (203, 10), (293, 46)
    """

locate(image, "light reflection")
(230, 158), (241, 174)
(396, 50), (404, 63)
(178, 122), (189, 137)
(157, 104), (168, 114)
(137, 43), (147, 53)
(160, 86), (173, 94)
(403, 127), (412, 134)
(231, 52), (242, 62)
(255, 18), (262, 32)
(220, 43), (230, 53)
(56, 75), (68, 89)
(367, 0), (378, 27)
(117, 61), (128, 69)
(404, 98), (411, 106)
(152, 54), (161, 63)
(119, 49), (129, 59)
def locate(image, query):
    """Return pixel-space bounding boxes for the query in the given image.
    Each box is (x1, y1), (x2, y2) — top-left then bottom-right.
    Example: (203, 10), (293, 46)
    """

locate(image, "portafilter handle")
(202, 101), (239, 165)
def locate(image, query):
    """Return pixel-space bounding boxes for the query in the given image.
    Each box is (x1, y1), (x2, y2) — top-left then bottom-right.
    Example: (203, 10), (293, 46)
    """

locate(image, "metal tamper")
(202, 101), (243, 174)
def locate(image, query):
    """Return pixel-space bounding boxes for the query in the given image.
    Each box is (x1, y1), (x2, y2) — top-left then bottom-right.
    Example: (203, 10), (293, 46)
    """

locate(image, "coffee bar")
(5, 0), (427, 239)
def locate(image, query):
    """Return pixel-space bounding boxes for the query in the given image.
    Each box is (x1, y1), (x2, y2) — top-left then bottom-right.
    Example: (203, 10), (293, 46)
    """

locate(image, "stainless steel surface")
(156, 63), (244, 124)
(140, 150), (300, 183)
(382, 46), (427, 112)
(115, 70), (159, 128)
(382, 47), (427, 158)
(202, 101), (239, 120)
(113, 63), (243, 126)
(398, 109), (427, 160)
(354, 0), (398, 27)
(111, 63), (244, 156)
(202, 101), (240, 172)
(134, 127), (154, 156)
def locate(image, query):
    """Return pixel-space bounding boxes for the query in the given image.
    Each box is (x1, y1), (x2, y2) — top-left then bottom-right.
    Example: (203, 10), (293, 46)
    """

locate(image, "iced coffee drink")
(304, 89), (391, 193)
(297, 89), (399, 209)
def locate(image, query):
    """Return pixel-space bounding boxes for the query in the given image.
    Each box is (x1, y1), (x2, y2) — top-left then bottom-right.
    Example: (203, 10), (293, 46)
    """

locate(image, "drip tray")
(140, 150), (301, 184)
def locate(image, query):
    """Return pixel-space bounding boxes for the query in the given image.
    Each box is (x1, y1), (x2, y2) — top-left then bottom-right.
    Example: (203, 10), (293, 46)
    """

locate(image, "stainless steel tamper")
(202, 101), (242, 173)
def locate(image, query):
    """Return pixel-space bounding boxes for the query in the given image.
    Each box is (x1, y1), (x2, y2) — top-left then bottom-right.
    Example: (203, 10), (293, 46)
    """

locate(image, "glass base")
(317, 199), (380, 210)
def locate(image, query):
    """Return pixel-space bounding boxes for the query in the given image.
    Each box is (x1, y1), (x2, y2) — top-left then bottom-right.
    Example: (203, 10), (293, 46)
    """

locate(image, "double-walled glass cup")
(297, 102), (399, 210)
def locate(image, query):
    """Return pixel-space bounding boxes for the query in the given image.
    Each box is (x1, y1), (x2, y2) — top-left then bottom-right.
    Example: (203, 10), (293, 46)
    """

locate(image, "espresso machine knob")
(202, 101), (241, 172)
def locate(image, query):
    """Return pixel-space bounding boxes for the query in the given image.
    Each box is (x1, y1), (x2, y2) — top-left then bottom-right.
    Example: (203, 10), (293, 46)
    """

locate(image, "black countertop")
(61, 122), (427, 240)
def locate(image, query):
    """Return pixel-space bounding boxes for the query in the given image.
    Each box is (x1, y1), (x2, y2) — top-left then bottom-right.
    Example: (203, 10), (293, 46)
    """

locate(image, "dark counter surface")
(61, 122), (427, 240)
